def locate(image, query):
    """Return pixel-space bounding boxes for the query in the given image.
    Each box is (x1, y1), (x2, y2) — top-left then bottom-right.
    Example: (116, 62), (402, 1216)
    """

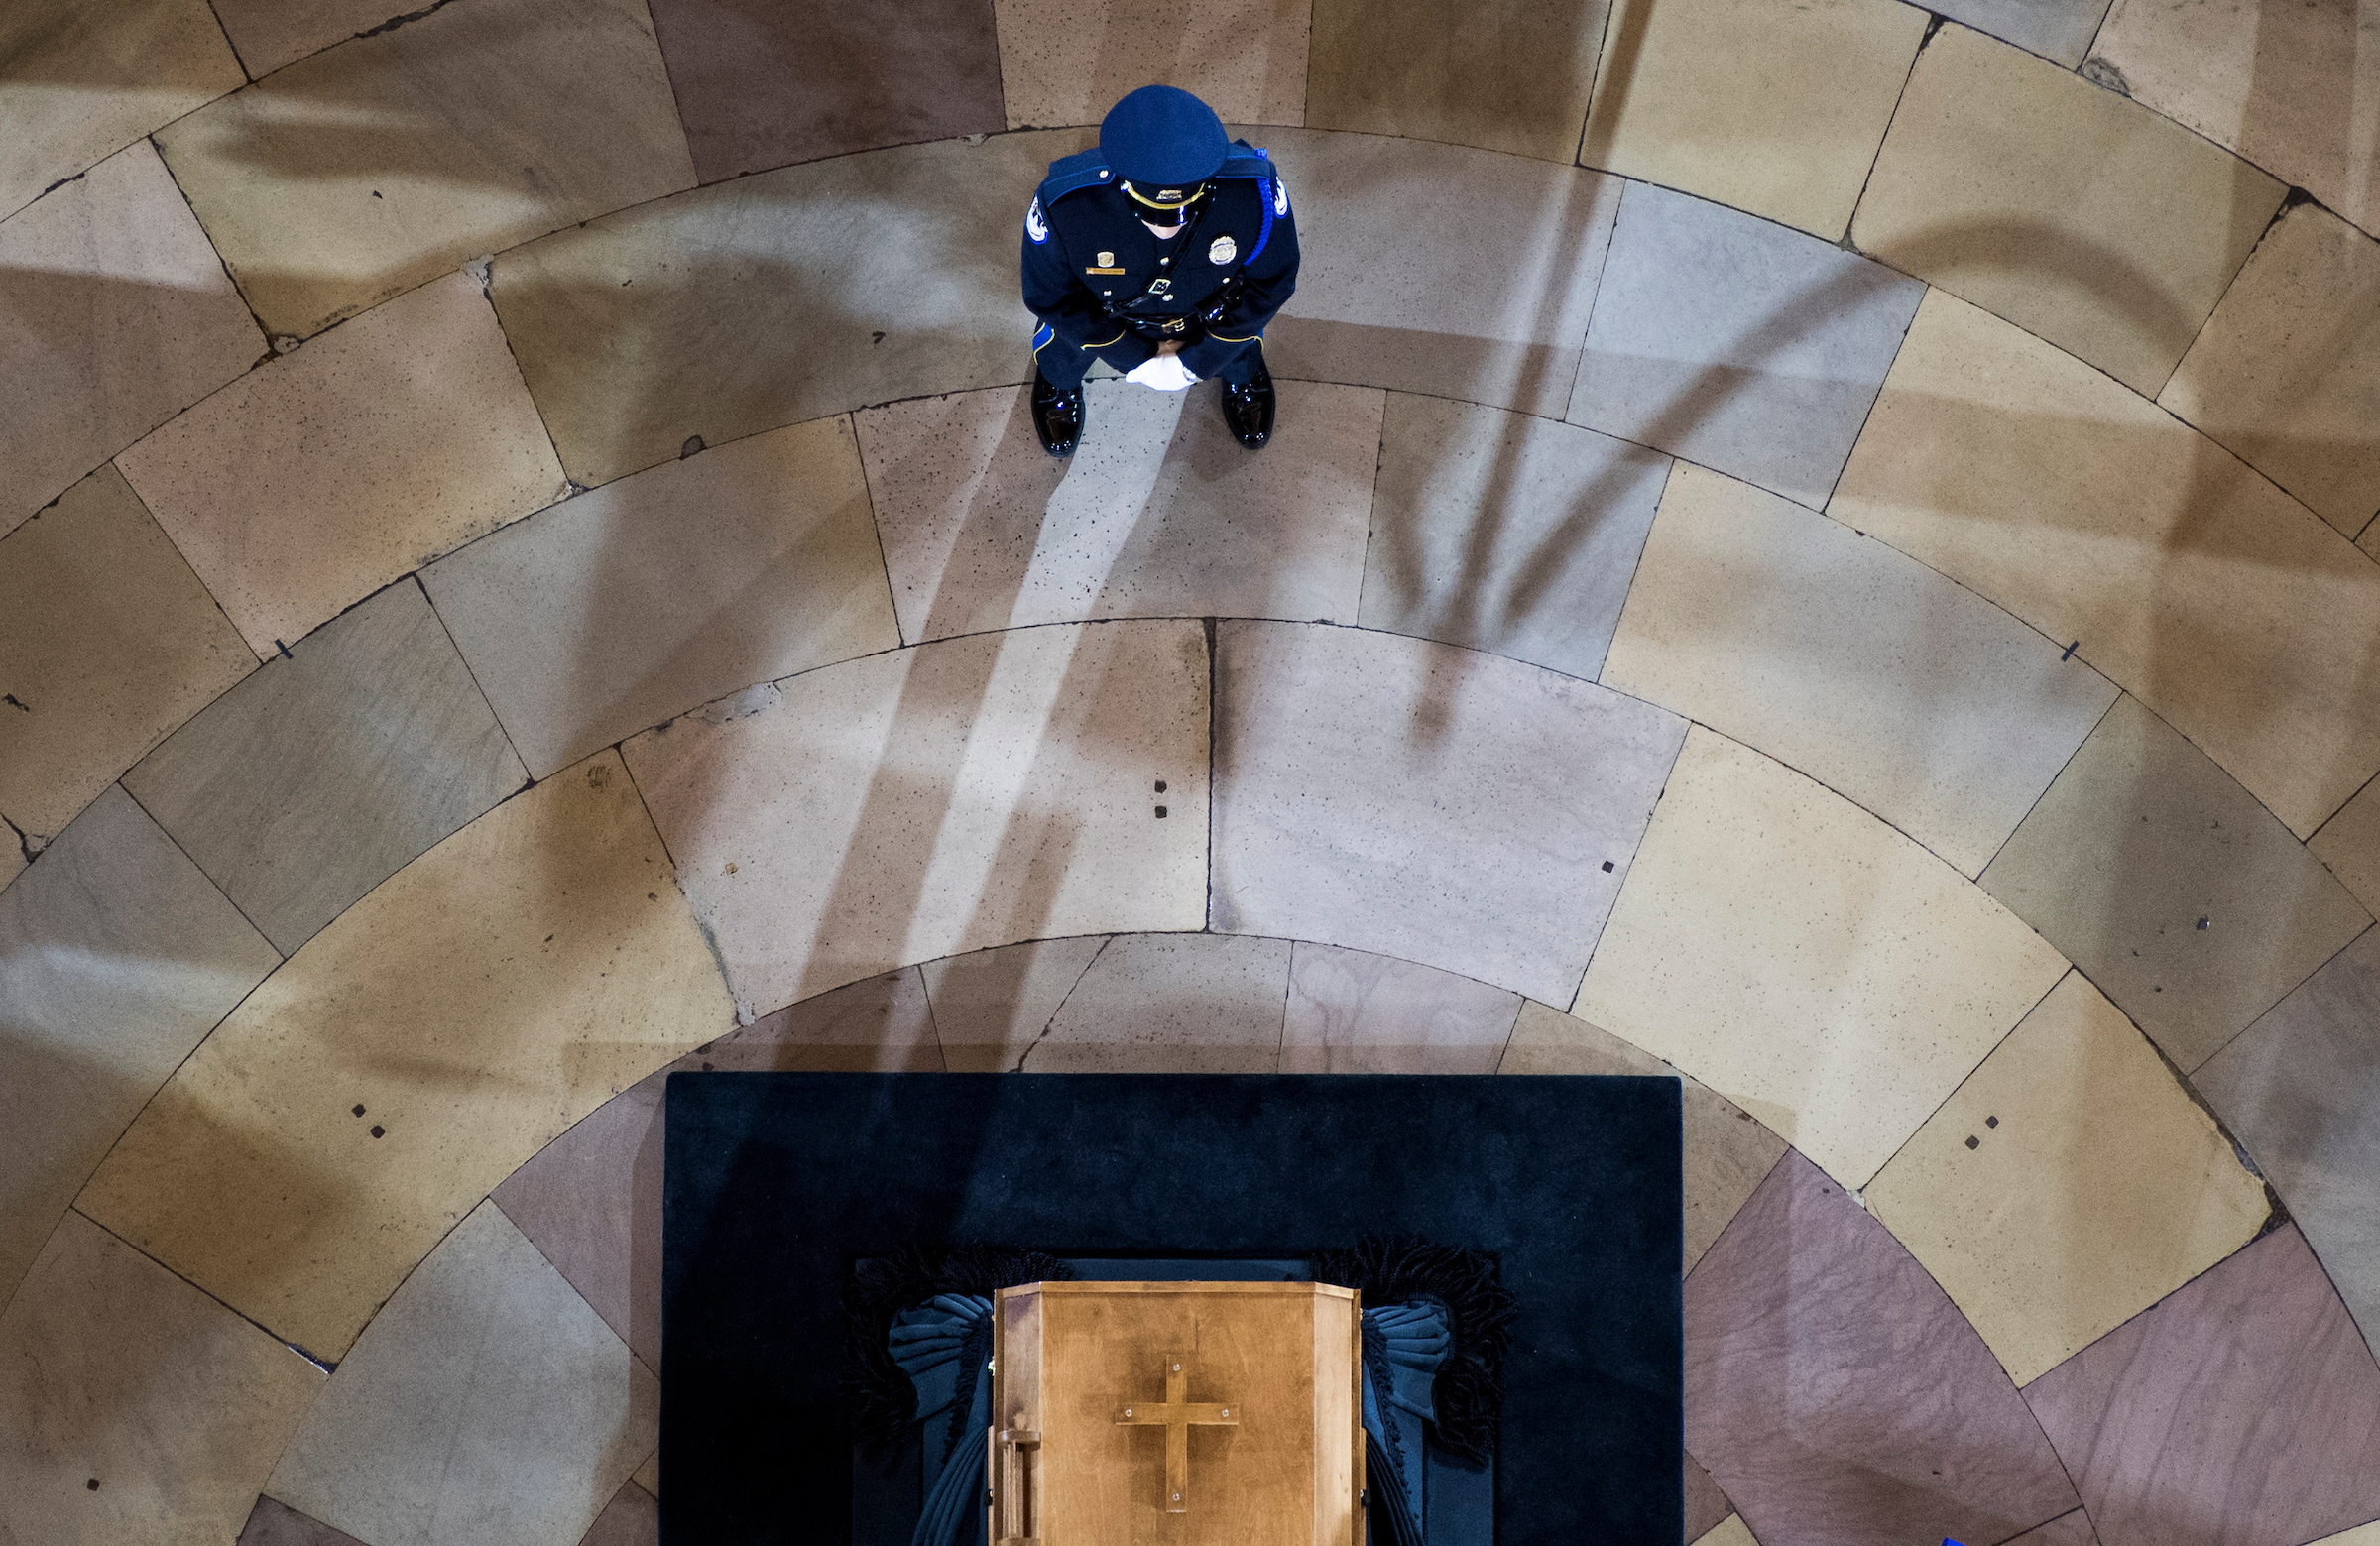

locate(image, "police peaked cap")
(1100, 85), (1229, 194)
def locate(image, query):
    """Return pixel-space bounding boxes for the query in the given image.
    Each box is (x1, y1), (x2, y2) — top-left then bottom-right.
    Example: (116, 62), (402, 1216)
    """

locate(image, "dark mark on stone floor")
(681, 435), (704, 458)
(1, 694), (27, 711)
(1965, 1135), (1980, 1149)
(1155, 806), (1168, 817)
(1601, 860), (1614, 872)
(1985, 1115), (1998, 1128)
(352, 1104), (366, 1117)
(2062, 640), (2080, 660)
(370, 1126), (385, 1138)
(2197, 916), (2212, 929)
(275, 639), (294, 660)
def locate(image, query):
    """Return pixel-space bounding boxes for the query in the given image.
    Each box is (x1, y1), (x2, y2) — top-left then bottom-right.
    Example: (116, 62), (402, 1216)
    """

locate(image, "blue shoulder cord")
(1248, 147), (1276, 265)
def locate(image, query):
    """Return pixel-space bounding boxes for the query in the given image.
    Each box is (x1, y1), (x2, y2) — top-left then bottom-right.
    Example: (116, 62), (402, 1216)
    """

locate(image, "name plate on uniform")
(989, 1281), (1363, 1546)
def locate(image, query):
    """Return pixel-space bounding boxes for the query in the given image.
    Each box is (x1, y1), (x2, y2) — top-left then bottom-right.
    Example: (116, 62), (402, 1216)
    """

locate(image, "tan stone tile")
(0, 464), (258, 841)
(921, 936), (1108, 1072)
(1580, 0), (1927, 239)
(1022, 933), (1291, 1073)
(2, 142), (263, 533)
(155, 0), (695, 339)
(1865, 972), (2268, 1384)
(0, 786), (279, 1317)
(623, 621), (1209, 1020)
(2160, 202), (2380, 538)
(422, 416), (898, 778)
(632, 1446), (659, 1498)
(1692, 1517), (1758, 1546)
(267, 1203), (656, 1546)
(994, 0), (1309, 130)
(2307, 1524), (2380, 1546)
(117, 271), (567, 657)
(711, 967), (944, 1069)
(1281, 942), (1521, 1074)
(1574, 726), (2070, 1188)
(1851, 24), (2286, 394)
(206, 0), (423, 77)
(857, 380), (1377, 645)
(2314, 777), (2380, 915)
(0, 842), (20, 892)
(75, 749), (737, 1359)
(0, 1213), (323, 1546)
(1258, 128), (1622, 416)
(123, 580), (528, 956)
(0, 0), (243, 222)
(2092, 0), (2380, 240)
(1830, 289), (2380, 839)
(1499, 1001), (1789, 1272)
(1978, 695), (2370, 1072)
(1306, 0), (1605, 162)
(490, 131), (1075, 488)
(1603, 463), (2117, 876)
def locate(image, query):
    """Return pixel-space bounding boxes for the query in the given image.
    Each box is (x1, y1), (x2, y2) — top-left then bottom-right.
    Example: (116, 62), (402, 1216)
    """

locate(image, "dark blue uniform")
(1021, 141), (1300, 391)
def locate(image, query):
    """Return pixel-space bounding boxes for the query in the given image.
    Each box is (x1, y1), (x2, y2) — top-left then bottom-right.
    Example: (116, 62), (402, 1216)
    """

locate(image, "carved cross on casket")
(1112, 1352), (1242, 1512)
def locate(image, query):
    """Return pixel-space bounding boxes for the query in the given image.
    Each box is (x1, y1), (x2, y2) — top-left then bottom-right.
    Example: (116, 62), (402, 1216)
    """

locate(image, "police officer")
(1020, 84), (1301, 457)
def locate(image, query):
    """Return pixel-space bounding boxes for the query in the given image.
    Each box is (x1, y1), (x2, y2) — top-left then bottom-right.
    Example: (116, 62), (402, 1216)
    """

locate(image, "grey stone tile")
(0, 1214), (323, 1546)
(1357, 394), (1668, 683)
(1979, 694), (2371, 1071)
(1569, 180), (1925, 509)
(1256, 128), (1622, 417)
(1684, 1447), (1734, 1542)
(859, 379), (1378, 644)
(1927, 0), (2113, 66)
(1212, 621), (1687, 1004)
(1602, 462), (2118, 876)
(267, 1202), (658, 1546)
(421, 416), (898, 779)
(2197, 925), (2380, 1354)
(995, 0), (1309, 132)
(1306, 0), (1607, 162)
(490, 131), (1081, 488)
(122, 580), (527, 955)
(1280, 942), (1521, 1073)
(1022, 933), (1292, 1073)
(0, 786), (278, 1312)
(922, 936), (1108, 1072)
(0, 462), (259, 843)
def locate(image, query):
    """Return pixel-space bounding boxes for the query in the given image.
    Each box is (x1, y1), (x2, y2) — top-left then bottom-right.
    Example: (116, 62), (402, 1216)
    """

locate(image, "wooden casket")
(988, 1281), (1365, 1546)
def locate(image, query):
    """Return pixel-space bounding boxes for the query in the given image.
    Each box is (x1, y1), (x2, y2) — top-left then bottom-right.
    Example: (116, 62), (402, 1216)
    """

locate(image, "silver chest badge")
(1209, 235), (1238, 265)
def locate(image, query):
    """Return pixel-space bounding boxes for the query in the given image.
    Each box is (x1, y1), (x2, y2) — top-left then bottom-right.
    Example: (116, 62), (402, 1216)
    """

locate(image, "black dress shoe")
(1031, 371), (1082, 457)
(1220, 359), (1275, 450)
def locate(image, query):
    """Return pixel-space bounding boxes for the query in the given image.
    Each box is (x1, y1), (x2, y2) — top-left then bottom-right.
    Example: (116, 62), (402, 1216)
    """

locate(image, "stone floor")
(5, 2), (2380, 1543)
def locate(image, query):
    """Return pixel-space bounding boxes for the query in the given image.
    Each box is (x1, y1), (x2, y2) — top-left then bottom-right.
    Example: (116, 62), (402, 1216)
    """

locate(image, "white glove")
(1124, 353), (1198, 392)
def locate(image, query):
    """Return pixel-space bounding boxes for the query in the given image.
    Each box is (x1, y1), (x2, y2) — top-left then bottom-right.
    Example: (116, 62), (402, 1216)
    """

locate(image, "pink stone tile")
(2005, 1509), (2102, 1546)
(491, 968), (938, 1368)
(1280, 941), (1521, 1073)
(1684, 1446), (1733, 1541)
(2021, 1226), (2380, 1546)
(1684, 1151), (2078, 1546)
(576, 1478), (658, 1546)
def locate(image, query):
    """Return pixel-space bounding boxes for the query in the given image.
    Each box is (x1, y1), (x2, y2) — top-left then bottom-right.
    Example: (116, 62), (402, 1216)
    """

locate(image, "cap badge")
(1209, 235), (1237, 265)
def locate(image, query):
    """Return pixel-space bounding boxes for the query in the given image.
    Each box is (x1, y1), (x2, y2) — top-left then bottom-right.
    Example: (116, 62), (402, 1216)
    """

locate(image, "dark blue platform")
(660, 1073), (1682, 1545)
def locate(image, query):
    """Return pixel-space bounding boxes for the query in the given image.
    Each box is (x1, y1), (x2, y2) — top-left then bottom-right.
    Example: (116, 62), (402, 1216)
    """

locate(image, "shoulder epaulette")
(1215, 141), (1273, 181)
(1035, 148), (1115, 206)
